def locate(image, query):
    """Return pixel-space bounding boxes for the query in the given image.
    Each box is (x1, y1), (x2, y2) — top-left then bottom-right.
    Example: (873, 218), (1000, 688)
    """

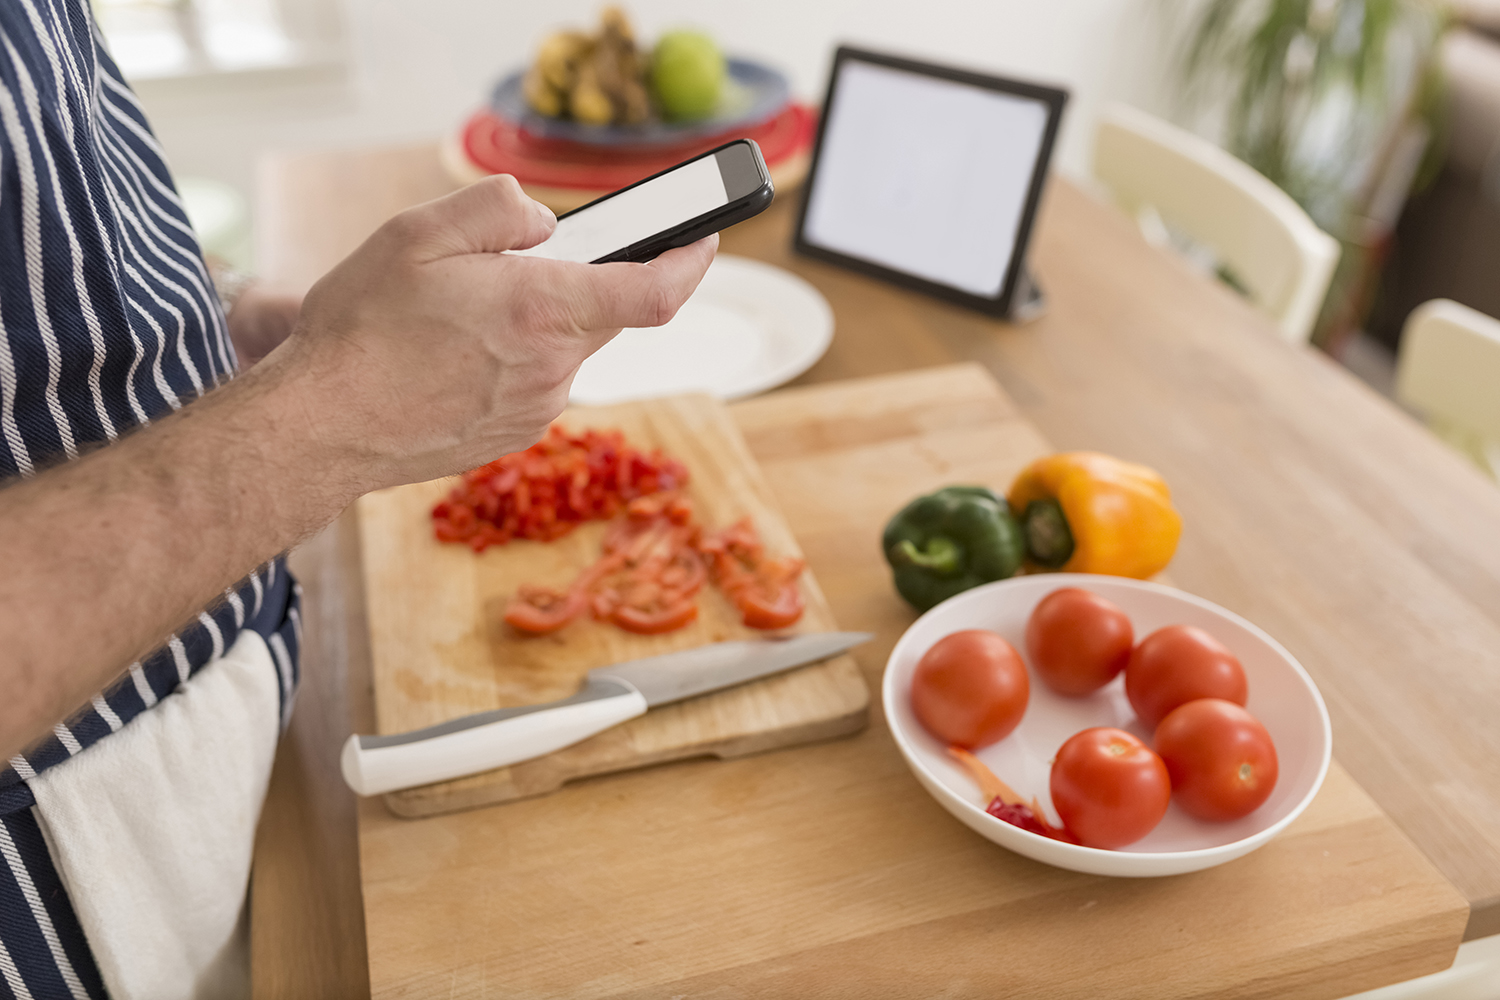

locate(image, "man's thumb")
(399, 174), (556, 258)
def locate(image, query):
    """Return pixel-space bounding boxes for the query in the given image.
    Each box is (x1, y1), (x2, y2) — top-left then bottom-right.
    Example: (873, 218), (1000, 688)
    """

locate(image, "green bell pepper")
(882, 486), (1025, 611)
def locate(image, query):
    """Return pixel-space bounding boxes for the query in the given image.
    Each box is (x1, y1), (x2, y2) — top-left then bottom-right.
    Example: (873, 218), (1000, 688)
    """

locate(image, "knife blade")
(340, 631), (871, 796)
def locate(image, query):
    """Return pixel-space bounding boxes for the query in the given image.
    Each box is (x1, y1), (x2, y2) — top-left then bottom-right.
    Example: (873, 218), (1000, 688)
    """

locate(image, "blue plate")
(489, 57), (790, 147)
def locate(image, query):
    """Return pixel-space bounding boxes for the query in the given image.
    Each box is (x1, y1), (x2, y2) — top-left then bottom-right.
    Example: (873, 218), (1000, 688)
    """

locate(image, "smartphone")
(515, 139), (774, 265)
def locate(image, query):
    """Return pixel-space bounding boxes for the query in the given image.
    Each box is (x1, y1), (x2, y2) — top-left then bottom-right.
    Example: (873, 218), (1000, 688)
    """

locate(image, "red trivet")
(459, 103), (817, 191)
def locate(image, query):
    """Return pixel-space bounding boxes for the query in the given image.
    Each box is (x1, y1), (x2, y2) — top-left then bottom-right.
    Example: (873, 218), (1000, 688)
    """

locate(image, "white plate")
(569, 254), (833, 406)
(883, 574), (1332, 877)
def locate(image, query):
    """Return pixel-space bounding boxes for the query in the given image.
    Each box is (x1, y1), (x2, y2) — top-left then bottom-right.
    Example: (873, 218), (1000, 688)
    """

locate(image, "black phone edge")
(791, 46), (1069, 320)
(576, 139), (775, 264)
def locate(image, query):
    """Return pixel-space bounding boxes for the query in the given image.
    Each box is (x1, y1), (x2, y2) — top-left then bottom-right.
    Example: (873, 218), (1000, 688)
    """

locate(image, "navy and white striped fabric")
(0, 2), (300, 995)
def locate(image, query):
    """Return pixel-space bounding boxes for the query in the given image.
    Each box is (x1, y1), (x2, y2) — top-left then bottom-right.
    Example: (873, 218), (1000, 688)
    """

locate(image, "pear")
(651, 31), (725, 121)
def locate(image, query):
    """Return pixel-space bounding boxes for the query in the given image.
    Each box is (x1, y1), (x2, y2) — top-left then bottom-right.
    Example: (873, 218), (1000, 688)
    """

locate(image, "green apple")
(651, 30), (725, 121)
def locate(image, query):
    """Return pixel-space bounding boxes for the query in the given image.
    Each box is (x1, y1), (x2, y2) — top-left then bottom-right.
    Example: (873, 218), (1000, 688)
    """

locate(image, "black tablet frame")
(793, 47), (1069, 320)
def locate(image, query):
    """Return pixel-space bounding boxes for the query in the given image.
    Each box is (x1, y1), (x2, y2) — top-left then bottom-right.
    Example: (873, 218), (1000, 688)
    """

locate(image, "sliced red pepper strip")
(610, 601), (699, 634)
(946, 746), (1076, 842)
(503, 585), (589, 634)
(700, 519), (805, 630)
(502, 548), (630, 635)
(504, 492), (805, 637)
(734, 586), (805, 630)
(506, 494), (706, 636)
(947, 746), (1025, 806)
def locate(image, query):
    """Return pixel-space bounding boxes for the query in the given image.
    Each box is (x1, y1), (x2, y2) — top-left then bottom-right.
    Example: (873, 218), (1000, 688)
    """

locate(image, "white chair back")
(1092, 104), (1341, 345)
(1396, 298), (1500, 479)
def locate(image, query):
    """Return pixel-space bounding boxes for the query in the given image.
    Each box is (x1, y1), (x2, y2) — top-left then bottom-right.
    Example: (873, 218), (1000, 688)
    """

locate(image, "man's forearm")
(0, 175), (717, 764)
(0, 358), (362, 761)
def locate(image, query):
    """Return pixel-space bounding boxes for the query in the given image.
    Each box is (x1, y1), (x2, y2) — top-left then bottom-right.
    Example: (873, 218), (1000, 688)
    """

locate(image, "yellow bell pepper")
(1007, 452), (1182, 579)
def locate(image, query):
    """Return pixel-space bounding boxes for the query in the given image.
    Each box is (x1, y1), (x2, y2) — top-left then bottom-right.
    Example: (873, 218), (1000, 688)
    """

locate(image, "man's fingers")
(397, 175), (557, 258)
(534, 234), (719, 334)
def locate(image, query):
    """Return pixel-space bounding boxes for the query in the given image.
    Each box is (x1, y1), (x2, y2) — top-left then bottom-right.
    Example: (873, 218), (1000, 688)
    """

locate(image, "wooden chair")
(1092, 103), (1341, 345)
(1396, 299), (1500, 480)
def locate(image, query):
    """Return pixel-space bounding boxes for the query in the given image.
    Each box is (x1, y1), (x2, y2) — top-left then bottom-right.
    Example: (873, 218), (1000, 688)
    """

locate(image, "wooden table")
(249, 144), (1500, 997)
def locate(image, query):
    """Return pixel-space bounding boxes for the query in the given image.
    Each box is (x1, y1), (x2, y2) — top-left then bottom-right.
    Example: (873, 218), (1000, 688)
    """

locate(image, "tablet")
(794, 47), (1068, 320)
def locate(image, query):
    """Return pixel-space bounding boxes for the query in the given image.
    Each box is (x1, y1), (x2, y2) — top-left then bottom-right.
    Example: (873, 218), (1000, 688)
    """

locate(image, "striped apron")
(0, 2), (300, 995)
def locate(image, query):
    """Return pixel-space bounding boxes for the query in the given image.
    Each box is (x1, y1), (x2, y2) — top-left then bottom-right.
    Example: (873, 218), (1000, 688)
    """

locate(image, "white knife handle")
(340, 676), (648, 796)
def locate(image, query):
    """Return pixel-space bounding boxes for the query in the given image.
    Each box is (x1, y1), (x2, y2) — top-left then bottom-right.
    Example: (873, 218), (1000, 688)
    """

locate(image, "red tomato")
(1124, 625), (1248, 730)
(910, 630), (1029, 749)
(1155, 699), (1278, 821)
(1049, 727), (1171, 848)
(1025, 588), (1135, 696)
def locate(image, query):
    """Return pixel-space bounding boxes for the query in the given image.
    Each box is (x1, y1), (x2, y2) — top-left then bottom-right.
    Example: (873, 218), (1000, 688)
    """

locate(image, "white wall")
(133, 0), (1180, 248)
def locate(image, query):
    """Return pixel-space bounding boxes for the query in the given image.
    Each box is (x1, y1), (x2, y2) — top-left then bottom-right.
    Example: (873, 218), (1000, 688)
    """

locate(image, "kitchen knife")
(340, 631), (871, 796)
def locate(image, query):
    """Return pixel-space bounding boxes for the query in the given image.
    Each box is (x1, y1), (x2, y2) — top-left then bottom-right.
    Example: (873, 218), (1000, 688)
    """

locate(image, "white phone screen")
(517, 156), (730, 264)
(802, 60), (1050, 297)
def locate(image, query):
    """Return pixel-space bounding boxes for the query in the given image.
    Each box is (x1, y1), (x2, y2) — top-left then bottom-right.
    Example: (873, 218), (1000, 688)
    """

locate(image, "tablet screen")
(797, 50), (1065, 311)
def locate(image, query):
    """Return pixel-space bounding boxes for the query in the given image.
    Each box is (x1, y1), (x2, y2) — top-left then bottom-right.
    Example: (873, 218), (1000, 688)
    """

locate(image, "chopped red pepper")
(985, 800), (1057, 838)
(431, 425), (690, 552)
(448, 426), (805, 637)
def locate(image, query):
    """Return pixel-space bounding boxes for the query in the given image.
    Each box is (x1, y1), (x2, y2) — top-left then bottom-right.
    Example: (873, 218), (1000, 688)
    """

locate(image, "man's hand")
(0, 174), (715, 762)
(250, 174), (717, 492)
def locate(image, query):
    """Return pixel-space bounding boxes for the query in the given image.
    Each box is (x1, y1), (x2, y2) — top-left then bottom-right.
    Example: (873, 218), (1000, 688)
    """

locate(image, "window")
(92, 0), (341, 80)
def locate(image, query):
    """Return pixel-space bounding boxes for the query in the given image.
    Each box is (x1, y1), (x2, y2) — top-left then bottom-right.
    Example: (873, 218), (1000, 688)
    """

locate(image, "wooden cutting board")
(356, 393), (869, 817)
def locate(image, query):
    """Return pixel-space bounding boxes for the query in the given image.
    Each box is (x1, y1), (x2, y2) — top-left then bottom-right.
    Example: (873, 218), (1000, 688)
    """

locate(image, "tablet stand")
(1006, 264), (1047, 323)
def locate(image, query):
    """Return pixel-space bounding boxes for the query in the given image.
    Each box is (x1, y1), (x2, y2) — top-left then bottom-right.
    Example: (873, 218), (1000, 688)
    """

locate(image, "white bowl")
(883, 574), (1331, 877)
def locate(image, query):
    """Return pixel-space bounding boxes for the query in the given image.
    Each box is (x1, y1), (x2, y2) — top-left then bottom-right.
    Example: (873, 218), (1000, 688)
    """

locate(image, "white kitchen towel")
(28, 628), (281, 1000)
